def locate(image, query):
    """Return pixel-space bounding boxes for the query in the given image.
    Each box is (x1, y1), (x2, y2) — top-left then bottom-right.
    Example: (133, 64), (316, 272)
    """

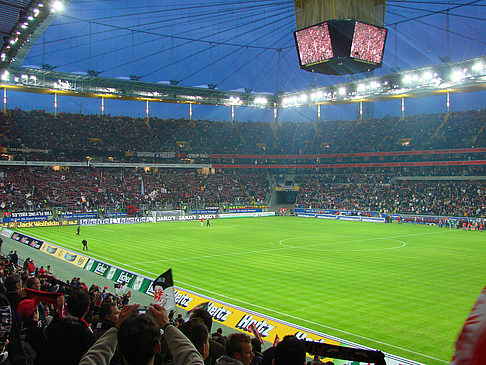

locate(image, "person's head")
(67, 289), (90, 318)
(273, 336), (306, 365)
(190, 308), (213, 332)
(25, 277), (41, 291)
(99, 302), (119, 324)
(226, 333), (254, 365)
(251, 337), (262, 354)
(4, 274), (21, 292)
(118, 313), (161, 365)
(179, 318), (210, 360)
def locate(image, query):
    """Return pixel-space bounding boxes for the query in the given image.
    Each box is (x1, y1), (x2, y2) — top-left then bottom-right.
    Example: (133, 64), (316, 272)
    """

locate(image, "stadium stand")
(0, 109), (485, 160)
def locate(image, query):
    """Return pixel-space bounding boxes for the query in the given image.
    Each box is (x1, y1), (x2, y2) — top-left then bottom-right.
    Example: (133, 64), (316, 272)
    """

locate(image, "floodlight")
(254, 97), (267, 105)
(451, 70), (464, 82)
(338, 87), (346, 96)
(369, 81), (380, 89)
(472, 62), (483, 72)
(402, 74), (413, 84)
(1, 71), (9, 81)
(299, 94), (307, 102)
(422, 71), (433, 81)
(50, 1), (64, 12)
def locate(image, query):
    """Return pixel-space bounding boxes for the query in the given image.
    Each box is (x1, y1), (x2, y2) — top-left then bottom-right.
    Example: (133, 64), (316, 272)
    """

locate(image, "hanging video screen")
(295, 22), (333, 66)
(350, 21), (387, 64)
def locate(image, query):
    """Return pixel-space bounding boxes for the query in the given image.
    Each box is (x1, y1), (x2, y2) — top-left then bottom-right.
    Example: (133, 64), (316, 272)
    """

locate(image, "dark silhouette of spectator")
(179, 318), (211, 361)
(274, 336), (306, 365)
(44, 289), (97, 365)
(250, 337), (263, 365)
(3, 274), (34, 365)
(190, 308), (226, 364)
(80, 304), (204, 365)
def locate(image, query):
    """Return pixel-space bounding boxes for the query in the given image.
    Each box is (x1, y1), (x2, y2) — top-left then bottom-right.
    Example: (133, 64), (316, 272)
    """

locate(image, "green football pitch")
(16, 216), (486, 364)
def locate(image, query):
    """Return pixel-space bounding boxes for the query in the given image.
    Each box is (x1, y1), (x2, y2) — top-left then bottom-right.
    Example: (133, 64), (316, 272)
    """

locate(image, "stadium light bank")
(279, 57), (486, 108)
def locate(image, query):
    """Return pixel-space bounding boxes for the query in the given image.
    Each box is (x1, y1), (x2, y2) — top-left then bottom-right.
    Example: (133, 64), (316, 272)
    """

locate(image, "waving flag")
(152, 269), (176, 310)
(451, 285), (486, 364)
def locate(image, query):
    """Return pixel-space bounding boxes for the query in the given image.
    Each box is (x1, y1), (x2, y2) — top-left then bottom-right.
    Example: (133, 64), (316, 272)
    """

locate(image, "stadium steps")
(472, 124), (485, 144)
(270, 123), (278, 149)
(234, 122), (247, 146)
(309, 122), (319, 149)
(376, 116), (401, 149)
(430, 112), (449, 140)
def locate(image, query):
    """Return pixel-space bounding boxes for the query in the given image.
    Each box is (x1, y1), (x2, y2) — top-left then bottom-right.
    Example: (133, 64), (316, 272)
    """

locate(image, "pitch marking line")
(278, 235), (407, 251)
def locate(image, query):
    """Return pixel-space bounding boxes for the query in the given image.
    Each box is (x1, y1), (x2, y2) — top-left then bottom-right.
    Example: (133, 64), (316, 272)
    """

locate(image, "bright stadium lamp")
(472, 62), (483, 72)
(254, 97), (267, 105)
(51, 1), (64, 12)
(451, 69), (464, 82)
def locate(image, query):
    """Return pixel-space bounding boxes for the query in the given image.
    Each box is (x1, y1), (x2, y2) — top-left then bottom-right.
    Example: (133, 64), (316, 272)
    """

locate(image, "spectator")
(250, 337), (263, 365)
(3, 275), (34, 365)
(274, 336), (306, 365)
(44, 289), (97, 365)
(94, 302), (119, 338)
(190, 308), (226, 364)
(80, 304), (204, 365)
(179, 318), (211, 361)
(216, 333), (254, 365)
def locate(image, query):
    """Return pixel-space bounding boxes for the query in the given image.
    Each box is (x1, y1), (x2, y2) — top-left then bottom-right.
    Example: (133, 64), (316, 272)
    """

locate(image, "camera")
(137, 305), (151, 314)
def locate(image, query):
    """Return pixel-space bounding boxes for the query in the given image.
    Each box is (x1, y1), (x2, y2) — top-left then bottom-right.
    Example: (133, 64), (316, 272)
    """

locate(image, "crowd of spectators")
(0, 167), (270, 212)
(0, 249), (329, 365)
(0, 108), (485, 160)
(1, 167), (486, 218)
(295, 173), (486, 218)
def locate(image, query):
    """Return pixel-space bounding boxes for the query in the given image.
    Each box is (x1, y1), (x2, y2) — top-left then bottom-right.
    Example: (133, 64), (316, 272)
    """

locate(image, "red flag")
(273, 334), (280, 347)
(451, 285), (486, 364)
(249, 322), (264, 345)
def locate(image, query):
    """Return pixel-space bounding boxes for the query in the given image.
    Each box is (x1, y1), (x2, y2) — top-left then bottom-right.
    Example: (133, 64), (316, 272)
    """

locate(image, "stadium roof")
(0, 1), (32, 38)
(2, 0), (486, 120)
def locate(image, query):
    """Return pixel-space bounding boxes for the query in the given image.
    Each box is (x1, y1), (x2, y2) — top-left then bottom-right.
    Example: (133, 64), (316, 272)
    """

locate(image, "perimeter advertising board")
(39, 242), (89, 268)
(0, 219), (79, 229)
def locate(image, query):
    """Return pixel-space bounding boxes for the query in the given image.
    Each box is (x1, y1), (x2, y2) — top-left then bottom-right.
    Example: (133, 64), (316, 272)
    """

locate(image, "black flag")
(152, 269), (176, 310)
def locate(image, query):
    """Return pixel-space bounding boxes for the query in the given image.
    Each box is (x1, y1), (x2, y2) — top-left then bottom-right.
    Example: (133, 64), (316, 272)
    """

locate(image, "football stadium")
(0, 1), (485, 365)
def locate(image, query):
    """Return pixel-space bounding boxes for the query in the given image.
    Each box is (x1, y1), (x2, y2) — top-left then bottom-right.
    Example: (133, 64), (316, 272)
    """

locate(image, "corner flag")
(152, 269), (176, 310)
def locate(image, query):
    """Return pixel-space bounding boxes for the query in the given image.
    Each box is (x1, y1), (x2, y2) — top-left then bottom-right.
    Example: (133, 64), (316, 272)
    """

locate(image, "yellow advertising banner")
(40, 243), (89, 269)
(173, 287), (340, 346)
(0, 219), (78, 229)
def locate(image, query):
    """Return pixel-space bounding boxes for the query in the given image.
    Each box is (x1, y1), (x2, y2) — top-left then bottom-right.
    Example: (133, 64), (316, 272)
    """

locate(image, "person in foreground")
(80, 303), (204, 365)
(216, 333), (254, 365)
